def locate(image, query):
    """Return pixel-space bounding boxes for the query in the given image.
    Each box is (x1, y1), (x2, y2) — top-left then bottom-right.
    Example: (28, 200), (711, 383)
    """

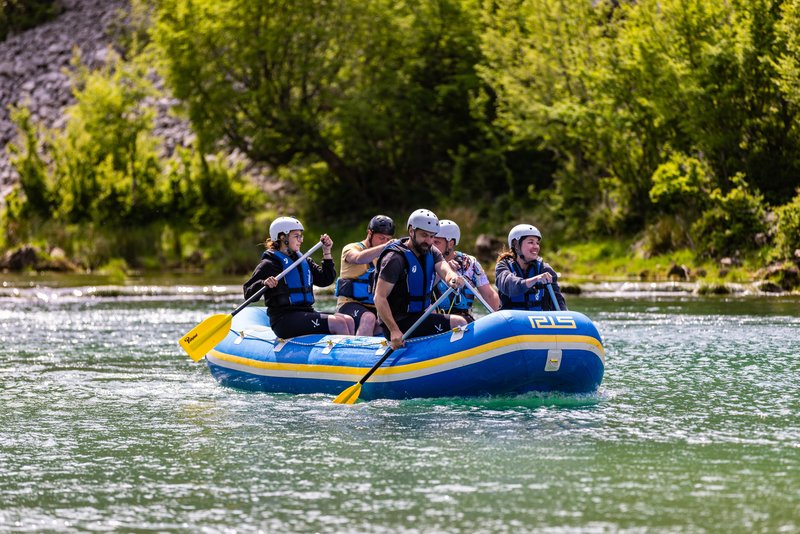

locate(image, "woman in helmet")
(243, 216), (355, 338)
(495, 224), (567, 311)
(373, 209), (467, 349)
(334, 214), (396, 335)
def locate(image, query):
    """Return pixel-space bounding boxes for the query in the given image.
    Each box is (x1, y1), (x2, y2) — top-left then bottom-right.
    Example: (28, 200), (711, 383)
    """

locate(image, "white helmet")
(508, 223), (542, 249)
(437, 219), (460, 245)
(269, 216), (304, 241)
(407, 209), (440, 234)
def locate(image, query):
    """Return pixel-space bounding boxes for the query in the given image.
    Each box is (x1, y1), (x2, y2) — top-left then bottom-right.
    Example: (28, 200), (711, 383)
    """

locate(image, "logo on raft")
(528, 316), (577, 329)
(184, 333), (198, 344)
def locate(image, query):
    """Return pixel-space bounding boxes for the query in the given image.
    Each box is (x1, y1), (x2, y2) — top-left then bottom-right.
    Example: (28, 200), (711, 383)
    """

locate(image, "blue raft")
(204, 307), (605, 400)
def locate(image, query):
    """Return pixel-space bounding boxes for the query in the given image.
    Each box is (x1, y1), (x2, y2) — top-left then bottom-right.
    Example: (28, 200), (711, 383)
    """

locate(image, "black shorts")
(381, 313), (452, 340)
(337, 301), (377, 332)
(270, 311), (333, 339)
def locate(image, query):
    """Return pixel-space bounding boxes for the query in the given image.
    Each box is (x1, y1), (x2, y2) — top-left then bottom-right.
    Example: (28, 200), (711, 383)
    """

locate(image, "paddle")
(546, 282), (561, 311)
(178, 241), (324, 362)
(333, 284), (458, 404)
(461, 277), (495, 313)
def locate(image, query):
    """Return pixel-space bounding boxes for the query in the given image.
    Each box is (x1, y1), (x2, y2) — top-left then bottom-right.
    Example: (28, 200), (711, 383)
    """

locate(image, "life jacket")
(433, 253), (475, 313)
(374, 237), (435, 313)
(334, 242), (375, 304)
(263, 250), (314, 306)
(499, 257), (544, 310)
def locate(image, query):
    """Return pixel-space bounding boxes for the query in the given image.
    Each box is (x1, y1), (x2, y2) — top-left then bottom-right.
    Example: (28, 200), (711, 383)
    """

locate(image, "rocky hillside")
(0, 0), (193, 203)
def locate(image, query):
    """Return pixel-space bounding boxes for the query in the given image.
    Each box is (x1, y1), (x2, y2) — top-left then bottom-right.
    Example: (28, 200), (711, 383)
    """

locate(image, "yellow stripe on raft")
(209, 334), (604, 379)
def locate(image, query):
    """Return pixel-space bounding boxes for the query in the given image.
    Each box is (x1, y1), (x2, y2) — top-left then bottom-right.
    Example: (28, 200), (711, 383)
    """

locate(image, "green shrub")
(691, 175), (767, 259)
(773, 191), (800, 260)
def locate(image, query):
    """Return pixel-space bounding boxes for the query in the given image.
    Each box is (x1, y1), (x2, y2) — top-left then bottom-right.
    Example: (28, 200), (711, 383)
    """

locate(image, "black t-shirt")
(378, 245), (444, 323)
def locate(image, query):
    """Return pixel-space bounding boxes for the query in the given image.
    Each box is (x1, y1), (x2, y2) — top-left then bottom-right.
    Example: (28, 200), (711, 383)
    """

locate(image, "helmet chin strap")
(515, 242), (531, 266)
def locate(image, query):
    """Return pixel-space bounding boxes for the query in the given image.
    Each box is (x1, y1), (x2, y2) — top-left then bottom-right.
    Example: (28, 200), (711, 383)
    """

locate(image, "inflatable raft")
(203, 307), (605, 400)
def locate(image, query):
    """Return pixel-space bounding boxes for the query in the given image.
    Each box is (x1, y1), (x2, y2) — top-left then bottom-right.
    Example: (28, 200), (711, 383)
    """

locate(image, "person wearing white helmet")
(373, 209), (467, 349)
(334, 215), (396, 335)
(494, 223), (567, 311)
(243, 216), (355, 338)
(431, 219), (500, 321)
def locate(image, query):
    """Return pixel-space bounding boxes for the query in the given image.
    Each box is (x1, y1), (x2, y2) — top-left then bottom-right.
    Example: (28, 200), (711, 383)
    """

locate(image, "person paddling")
(373, 209), (467, 350)
(495, 224), (567, 311)
(243, 216), (355, 338)
(334, 215), (396, 335)
(431, 219), (500, 322)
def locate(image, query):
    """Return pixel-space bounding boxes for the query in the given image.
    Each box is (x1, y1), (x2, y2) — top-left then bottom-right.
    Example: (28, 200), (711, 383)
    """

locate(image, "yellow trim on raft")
(209, 333), (604, 379)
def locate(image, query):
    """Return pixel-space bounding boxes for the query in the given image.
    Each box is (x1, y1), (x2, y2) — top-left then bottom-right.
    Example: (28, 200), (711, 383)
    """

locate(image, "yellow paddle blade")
(333, 383), (362, 404)
(178, 313), (233, 362)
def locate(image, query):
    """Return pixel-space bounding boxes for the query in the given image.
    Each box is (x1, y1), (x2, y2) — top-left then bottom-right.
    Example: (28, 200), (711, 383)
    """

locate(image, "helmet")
(269, 216), (304, 241)
(407, 209), (439, 233)
(368, 214), (395, 236)
(508, 223), (542, 249)
(437, 219), (460, 246)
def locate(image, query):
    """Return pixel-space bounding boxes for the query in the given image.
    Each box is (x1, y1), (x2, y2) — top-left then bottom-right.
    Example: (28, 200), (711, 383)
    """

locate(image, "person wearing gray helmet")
(431, 219), (500, 322)
(373, 209), (467, 349)
(495, 223), (567, 311)
(334, 215), (396, 335)
(243, 216), (355, 338)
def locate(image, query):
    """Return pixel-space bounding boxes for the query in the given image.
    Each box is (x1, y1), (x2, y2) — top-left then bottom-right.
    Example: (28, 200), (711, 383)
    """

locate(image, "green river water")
(0, 285), (798, 533)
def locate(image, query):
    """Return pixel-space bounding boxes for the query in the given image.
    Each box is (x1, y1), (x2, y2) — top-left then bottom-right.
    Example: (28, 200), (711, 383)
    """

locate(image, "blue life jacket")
(334, 243), (375, 304)
(500, 258), (544, 310)
(434, 253), (476, 313)
(375, 238), (435, 313)
(263, 250), (314, 306)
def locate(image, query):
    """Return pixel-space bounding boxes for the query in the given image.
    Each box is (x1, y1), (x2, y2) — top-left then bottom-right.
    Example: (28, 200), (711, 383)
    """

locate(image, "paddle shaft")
(233, 241), (324, 316)
(356, 285), (457, 386)
(546, 282), (561, 311)
(461, 277), (495, 312)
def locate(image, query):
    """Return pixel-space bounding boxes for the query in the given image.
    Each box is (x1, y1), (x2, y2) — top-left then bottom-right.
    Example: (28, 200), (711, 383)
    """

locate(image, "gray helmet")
(368, 215), (395, 236)
(269, 216), (304, 241)
(437, 219), (460, 246)
(407, 209), (439, 233)
(508, 224), (542, 249)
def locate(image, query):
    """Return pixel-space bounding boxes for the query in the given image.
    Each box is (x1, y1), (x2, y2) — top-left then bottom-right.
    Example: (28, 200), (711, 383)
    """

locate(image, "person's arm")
(374, 277), (402, 349)
(344, 241), (393, 265)
(477, 282), (501, 312)
(495, 259), (551, 296)
(471, 259), (500, 311)
(434, 253), (463, 288)
(308, 257), (337, 287)
(542, 264), (568, 311)
(243, 258), (283, 298)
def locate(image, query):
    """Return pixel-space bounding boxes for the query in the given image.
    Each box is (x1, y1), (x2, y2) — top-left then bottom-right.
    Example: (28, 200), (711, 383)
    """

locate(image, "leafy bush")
(773, 191), (800, 260)
(691, 176), (767, 259)
(2, 48), (265, 270)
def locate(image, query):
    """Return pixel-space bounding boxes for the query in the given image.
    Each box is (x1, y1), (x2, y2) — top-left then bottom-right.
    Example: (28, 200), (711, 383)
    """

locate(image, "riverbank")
(2, 274), (798, 301)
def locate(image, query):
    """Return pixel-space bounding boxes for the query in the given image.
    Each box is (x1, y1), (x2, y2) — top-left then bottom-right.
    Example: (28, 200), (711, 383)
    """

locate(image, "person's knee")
(356, 311), (376, 336)
(328, 315), (347, 335)
(334, 313), (355, 335)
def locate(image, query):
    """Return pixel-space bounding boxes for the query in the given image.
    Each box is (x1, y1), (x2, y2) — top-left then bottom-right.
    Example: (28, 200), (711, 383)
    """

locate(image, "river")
(1, 285), (798, 533)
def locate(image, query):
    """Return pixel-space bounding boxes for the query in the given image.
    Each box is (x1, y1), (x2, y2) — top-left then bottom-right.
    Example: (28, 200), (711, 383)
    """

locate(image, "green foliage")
(773, 190), (800, 259)
(691, 176), (767, 258)
(0, 0), (62, 41)
(3, 49), (265, 271)
(151, 0), (511, 222)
